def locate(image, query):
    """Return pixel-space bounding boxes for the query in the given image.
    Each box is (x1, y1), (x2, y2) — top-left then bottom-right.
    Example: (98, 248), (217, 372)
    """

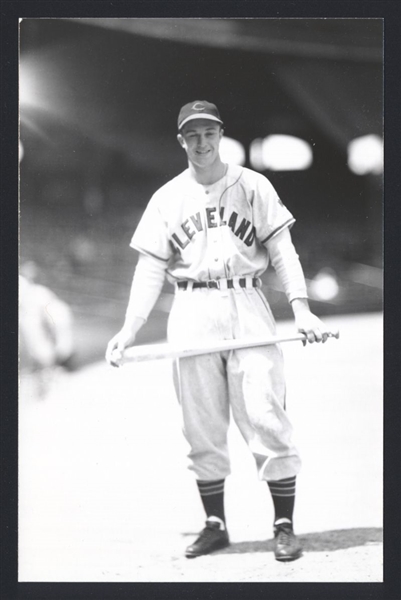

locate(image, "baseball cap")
(177, 100), (223, 130)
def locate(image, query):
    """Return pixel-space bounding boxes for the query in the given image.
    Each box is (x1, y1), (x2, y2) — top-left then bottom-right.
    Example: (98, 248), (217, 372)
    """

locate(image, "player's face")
(178, 120), (223, 169)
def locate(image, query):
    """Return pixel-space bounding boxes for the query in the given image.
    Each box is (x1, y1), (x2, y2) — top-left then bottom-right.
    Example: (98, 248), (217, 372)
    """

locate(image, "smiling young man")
(177, 116), (224, 182)
(106, 100), (329, 562)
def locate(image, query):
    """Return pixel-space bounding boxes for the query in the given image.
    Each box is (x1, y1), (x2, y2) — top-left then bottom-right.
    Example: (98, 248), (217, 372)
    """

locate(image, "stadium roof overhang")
(20, 18), (383, 176)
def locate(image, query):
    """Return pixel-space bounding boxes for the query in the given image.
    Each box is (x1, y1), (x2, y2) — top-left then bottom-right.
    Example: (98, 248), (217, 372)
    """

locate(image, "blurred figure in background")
(19, 262), (75, 399)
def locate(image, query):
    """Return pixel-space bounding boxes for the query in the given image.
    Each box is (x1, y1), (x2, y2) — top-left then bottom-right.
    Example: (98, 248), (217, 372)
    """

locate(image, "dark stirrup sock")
(267, 476), (297, 525)
(196, 479), (226, 524)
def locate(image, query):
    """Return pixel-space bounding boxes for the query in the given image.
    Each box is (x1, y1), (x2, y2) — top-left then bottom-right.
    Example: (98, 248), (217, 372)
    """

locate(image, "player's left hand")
(295, 311), (330, 345)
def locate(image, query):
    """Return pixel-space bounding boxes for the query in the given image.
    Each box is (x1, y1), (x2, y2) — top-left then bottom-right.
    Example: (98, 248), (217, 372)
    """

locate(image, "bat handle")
(328, 330), (340, 339)
(299, 330), (340, 342)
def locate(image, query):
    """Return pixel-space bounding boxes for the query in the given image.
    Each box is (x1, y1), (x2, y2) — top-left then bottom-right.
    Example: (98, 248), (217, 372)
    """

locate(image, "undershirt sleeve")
(266, 227), (308, 303)
(125, 253), (168, 322)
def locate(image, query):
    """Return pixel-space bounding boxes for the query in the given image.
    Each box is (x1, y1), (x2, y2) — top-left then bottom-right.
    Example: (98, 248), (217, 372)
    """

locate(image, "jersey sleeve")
(252, 173), (295, 245)
(130, 194), (173, 262)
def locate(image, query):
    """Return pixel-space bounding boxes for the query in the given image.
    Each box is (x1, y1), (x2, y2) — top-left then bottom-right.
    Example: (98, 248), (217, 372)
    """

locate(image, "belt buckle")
(207, 279), (219, 289)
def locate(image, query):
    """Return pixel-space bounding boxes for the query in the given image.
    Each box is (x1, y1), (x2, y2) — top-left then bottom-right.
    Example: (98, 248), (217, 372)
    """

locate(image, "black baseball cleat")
(185, 519), (230, 558)
(273, 522), (303, 561)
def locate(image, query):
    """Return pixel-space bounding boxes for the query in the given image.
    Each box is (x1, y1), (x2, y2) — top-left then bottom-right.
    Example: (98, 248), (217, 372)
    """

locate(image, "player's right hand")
(105, 327), (138, 368)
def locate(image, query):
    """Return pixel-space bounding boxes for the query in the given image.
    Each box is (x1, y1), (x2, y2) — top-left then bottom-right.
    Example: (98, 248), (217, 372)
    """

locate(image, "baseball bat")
(117, 330), (340, 365)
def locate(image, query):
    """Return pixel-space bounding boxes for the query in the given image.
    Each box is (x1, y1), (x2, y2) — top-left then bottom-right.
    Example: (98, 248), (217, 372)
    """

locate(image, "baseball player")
(106, 100), (329, 561)
(19, 270), (75, 398)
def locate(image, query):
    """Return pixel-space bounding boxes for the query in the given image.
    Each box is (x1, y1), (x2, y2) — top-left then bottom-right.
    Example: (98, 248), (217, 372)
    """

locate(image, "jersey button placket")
(213, 236), (219, 261)
(210, 229), (227, 278)
(205, 187), (226, 278)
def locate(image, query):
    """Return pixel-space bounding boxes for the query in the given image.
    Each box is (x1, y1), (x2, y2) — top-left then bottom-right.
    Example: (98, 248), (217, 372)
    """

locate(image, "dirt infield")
(18, 312), (383, 582)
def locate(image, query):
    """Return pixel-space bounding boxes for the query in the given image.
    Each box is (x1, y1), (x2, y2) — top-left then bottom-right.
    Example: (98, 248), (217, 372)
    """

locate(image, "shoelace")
(198, 524), (221, 542)
(276, 527), (292, 545)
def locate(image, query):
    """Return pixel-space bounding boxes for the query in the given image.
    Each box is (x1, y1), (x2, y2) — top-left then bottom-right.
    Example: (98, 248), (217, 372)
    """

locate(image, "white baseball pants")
(167, 282), (302, 482)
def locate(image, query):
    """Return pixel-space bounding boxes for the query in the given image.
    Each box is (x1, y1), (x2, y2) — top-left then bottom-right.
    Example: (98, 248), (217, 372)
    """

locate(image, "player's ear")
(177, 133), (185, 148)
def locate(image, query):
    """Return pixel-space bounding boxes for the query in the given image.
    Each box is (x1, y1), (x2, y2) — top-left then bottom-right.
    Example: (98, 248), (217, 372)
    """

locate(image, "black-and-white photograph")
(18, 17), (383, 583)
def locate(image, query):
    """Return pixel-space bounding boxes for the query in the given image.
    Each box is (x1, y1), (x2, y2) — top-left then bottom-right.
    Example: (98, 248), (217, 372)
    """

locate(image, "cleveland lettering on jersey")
(171, 206), (257, 250)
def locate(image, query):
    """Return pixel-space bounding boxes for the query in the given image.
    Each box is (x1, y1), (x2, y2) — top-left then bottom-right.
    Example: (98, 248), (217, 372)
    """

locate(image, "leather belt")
(177, 278), (260, 290)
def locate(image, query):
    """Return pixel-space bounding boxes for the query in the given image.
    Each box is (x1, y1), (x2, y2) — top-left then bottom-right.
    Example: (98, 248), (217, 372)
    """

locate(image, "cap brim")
(178, 114), (223, 130)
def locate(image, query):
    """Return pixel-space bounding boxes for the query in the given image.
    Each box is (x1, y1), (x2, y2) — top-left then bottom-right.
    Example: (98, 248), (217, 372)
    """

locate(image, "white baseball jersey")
(130, 164), (297, 284)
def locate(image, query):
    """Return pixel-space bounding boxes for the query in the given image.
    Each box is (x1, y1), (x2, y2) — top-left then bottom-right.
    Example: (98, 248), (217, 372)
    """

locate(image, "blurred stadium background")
(19, 18), (383, 369)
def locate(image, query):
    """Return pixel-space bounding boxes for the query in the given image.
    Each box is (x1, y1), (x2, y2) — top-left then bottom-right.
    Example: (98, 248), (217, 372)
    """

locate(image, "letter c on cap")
(192, 102), (205, 111)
